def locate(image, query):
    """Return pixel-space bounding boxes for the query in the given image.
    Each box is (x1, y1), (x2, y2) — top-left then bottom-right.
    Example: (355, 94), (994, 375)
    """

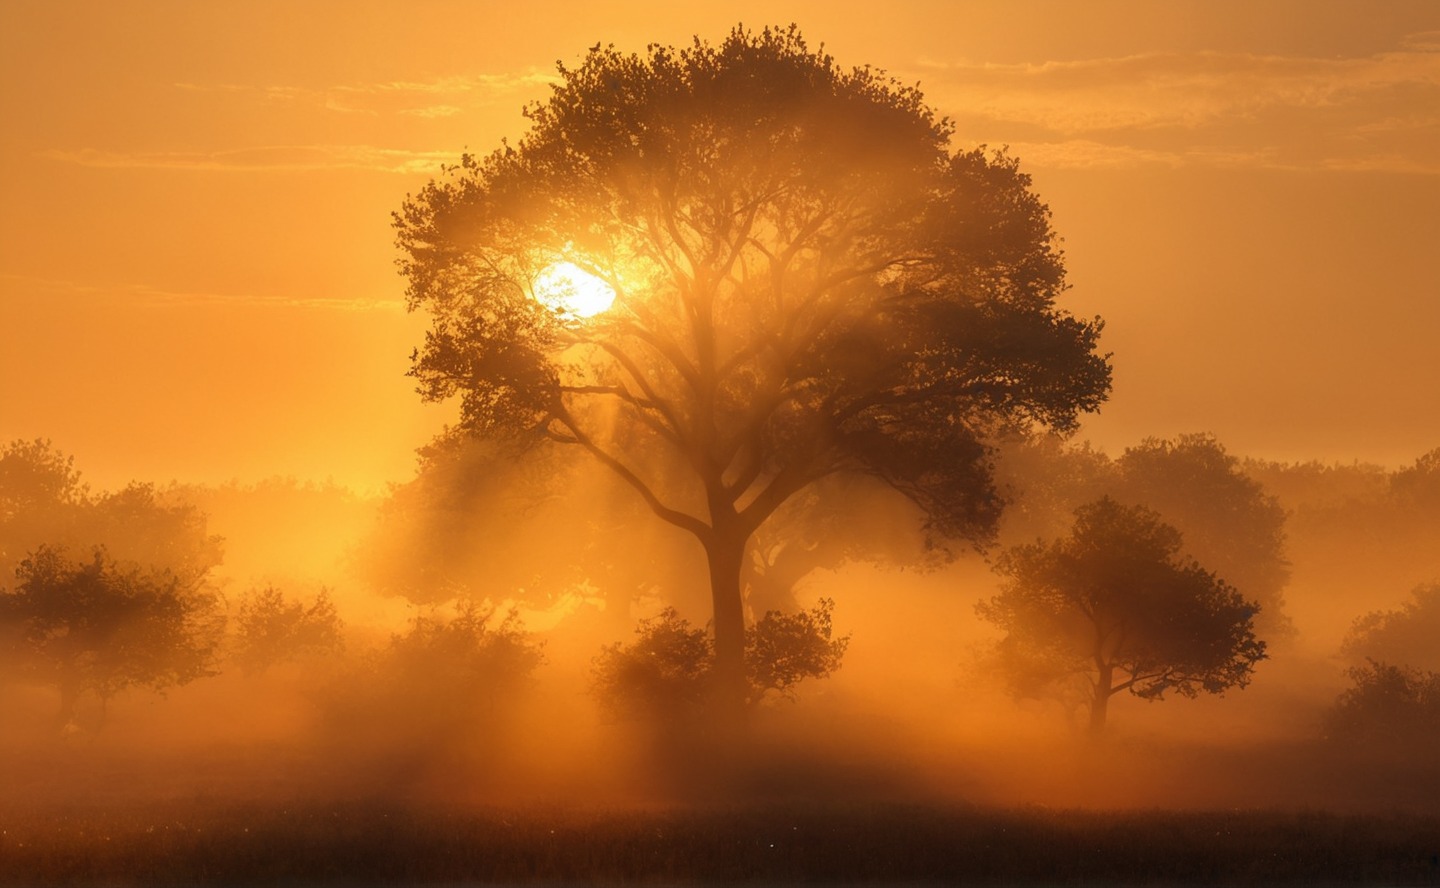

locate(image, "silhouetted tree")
(592, 608), (713, 723)
(316, 601), (543, 787)
(0, 439), (86, 571)
(746, 598), (849, 701)
(396, 26), (1110, 716)
(993, 434), (1113, 543)
(592, 598), (848, 722)
(996, 434), (1292, 638)
(1324, 659), (1440, 756)
(231, 585), (344, 676)
(1115, 434), (1291, 638)
(0, 546), (224, 732)
(0, 439), (223, 587)
(1243, 452), (1440, 622)
(979, 498), (1266, 734)
(1340, 581), (1440, 672)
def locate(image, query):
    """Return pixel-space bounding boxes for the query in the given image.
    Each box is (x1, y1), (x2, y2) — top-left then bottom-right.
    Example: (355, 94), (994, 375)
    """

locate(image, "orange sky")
(2, 0), (1437, 492)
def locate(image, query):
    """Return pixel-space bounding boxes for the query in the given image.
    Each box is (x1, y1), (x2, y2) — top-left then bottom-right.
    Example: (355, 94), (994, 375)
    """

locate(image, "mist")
(3, 435), (1437, 822)
(4, 10), (1438, 883)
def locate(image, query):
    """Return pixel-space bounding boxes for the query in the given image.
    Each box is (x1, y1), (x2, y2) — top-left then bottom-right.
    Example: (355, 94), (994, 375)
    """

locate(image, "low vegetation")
(0, 802), (1436, 885)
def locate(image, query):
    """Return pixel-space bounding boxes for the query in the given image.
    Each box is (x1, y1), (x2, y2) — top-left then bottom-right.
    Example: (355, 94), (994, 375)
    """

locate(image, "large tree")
(979, 497), (1266, 734)
(396, 27), (1110, 715)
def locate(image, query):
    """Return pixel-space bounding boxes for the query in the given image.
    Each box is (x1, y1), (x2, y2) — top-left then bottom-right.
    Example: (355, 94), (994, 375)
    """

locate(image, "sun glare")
(534, 262), (616, 318)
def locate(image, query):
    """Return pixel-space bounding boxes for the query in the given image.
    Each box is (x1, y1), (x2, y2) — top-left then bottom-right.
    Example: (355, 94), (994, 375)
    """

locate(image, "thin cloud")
(0, 274), (405, 314)
(41, 145), (456, 175)
(916, 46), (1440, 133)
(401, 105), (465, 119)
(175, 70), (558, 116)
(992, 140), (1279, 171)
(914, 39), (1440, 174)
(991, 140), (1438, 175)
(1401, 30), (1440, 51)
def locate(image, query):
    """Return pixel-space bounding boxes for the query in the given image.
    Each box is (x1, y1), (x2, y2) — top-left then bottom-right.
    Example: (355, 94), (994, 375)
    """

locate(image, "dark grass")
(2, 802), (1438, 886)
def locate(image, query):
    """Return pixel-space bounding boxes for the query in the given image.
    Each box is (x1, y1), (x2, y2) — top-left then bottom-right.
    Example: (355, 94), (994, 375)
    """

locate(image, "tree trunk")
(1089, 662), (1113, 736)
(54, 676), (81, 735)
(706, 532), (749, 726)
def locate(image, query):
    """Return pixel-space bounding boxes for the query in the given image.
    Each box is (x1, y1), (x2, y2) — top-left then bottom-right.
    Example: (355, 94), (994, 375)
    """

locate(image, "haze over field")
(1, 6), (1438, 882)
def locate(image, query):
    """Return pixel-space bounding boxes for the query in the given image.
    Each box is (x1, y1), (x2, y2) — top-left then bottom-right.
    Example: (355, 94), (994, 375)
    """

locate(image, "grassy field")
(1, 801), (1438, 886)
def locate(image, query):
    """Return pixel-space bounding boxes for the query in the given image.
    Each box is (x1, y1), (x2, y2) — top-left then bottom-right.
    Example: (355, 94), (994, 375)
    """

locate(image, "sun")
(533, 261), (616, 318)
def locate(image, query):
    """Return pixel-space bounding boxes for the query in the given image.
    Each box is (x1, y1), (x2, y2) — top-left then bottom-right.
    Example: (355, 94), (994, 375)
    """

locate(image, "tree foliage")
(395, 26), (1110, 711)
(979, 497), (1266, 733)
(0, 546), (225, 731)
(592, 598), (849, 722)
(231, 585), (344, 676)
(329, 601), (543, 731)
(1390, 446), (1440, 511)
(0, 439), (223, 587)
(1114, 434), (1291, 638)
(1324, 659), (1440, 755)
(1339, 581), (1440, 672)
(384, 601), (545, 708)
(1245, 449), (1440, 616)
(315, 601), (544, 784)
(995, 432), (1292, 637)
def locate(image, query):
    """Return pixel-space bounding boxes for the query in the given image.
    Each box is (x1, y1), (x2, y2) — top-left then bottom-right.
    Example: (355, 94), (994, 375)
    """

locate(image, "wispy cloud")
(41, 144), (456, 175)
(400, 105), (464, 119)
(914, 37), (1440, 173)
(0, 273), (405, 313)
(919, 46), (1440, 132)
(174, 70), (558, 117)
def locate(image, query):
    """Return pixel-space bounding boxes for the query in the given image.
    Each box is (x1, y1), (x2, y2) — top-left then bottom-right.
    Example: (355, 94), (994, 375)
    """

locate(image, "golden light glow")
(534, 262), (616, 318)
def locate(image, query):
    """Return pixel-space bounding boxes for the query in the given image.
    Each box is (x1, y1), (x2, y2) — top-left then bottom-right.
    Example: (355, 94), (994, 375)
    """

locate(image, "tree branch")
(546, 411), (709, 540)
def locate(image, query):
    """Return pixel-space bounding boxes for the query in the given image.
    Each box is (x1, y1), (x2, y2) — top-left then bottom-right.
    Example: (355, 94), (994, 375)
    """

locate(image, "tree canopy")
(231, 585), (345, 676)
(1, 546), (225, 732)
(980, 497), (1267, 733)
(1114, 434), (1291, 637)
(1325, 658), (1440, 758)
(591, 598), (848, 723)
(1340, 581), (1440, 672)
(395, 26), (1110, 714)
(994, 432), (1292, 637)
(0, 439), (223, 589)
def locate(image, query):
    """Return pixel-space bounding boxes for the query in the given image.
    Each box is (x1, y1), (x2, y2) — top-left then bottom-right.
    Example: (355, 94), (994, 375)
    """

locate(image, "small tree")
(979, 498), (1266, 734)
(231, 585), (344, 676)
(0, 546), (225, 731)
(385, 601), (545, 717)
(746, 598), (849, 701)
(0, 440), (223, 586)
(314, 601), (545, 790)
(1340, 581), (1440, 672)
(323, 601), (544, 741)
(1115, 434), (1291, 638)
(592, 598), (848, 722)
(1324, 659), (1440, 755)
(994, 433), (1293, 638)
(591, 608), (715, 723)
